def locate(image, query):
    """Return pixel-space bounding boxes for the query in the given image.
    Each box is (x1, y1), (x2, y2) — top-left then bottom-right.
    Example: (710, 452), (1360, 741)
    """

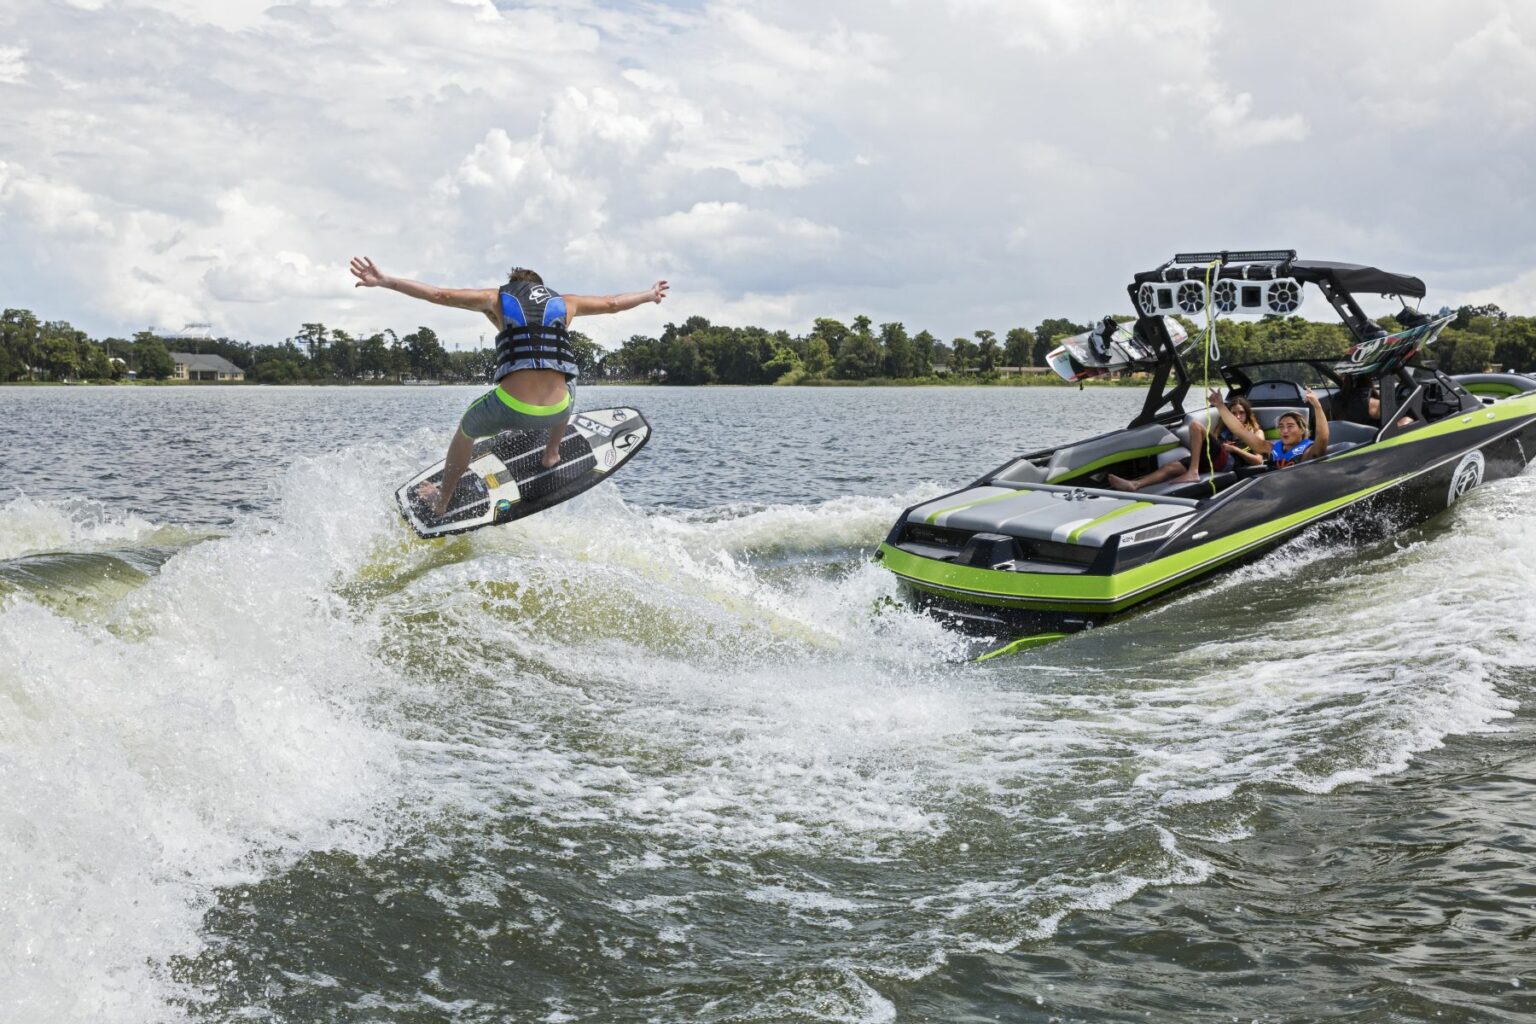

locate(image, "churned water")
(1, 385), (1532, 1024)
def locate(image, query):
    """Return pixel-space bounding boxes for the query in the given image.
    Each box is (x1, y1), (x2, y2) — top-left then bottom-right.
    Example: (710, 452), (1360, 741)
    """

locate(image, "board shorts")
(459, 381), (575, 440)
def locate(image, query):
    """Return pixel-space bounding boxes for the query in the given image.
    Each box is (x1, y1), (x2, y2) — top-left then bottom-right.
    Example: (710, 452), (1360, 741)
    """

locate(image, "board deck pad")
(395, 407), (650, 538)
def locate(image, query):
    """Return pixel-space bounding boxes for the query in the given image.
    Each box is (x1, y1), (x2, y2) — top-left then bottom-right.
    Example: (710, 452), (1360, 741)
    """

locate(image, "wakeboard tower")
(396, 407), (650, 538)
(877, 249), (1536, 660)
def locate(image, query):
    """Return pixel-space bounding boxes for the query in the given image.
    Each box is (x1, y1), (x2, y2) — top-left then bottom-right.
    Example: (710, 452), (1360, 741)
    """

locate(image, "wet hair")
(1276, 411), (1310, 439)
(507, 267), (544, 286)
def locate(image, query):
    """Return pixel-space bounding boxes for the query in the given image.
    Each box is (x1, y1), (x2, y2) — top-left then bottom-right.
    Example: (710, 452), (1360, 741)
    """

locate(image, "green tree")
(135, 334), (176, 379)
(911, 330), (937, 373)
(567, 330), (606, 378)
(1, 308), (42, 380)
(763, 343), (802, 383)
(974, 329), (998, 372)
(809, 318), (849, 361)
(835, 332), (884, 379)
(802, 336), (834, 377)
(1003, 327), (1033, 367)
(403, 326), (447, 379)
(359, 332), (390, 379)
(880, 322), (915, 378)
(80, 344), (114, 380)
(950, 337), (978, 374)
(1492, 316), (1536, 372)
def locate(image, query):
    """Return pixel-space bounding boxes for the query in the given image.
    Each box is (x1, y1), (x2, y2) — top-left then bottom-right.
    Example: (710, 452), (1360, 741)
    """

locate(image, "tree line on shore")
(2, 302), (1529, 385)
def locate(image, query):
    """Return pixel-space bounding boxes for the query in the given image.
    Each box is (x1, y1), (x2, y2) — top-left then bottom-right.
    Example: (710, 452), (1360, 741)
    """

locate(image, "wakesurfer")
(349, 257), (667, 518)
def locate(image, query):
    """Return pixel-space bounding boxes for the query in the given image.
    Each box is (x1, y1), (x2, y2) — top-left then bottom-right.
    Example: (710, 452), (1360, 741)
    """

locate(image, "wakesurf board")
(395, 407), (650, 538)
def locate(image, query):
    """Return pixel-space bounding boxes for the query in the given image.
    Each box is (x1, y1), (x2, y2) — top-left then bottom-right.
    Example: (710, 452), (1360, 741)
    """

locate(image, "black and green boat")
(876, 250), (1536, 657)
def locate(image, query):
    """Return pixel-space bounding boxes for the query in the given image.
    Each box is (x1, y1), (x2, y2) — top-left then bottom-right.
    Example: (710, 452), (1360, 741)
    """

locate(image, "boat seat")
(1141, 471), (1236, 498)
(1044, 423), (1181, 484)
(1328, 421), (1377, 445)
(1326, 441), (1359, 454)
(1252, 405), (1309, 438)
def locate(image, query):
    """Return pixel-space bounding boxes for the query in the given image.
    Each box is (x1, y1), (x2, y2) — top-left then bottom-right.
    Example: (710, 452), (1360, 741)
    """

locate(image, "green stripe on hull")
(925, 488), (1021, 525)
(1068, 500), (1150, 543)
(880, 473), (1411, 609)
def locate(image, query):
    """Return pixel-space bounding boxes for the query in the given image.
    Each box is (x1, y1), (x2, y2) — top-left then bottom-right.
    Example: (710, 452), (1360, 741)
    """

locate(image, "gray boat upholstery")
(992, 458), (1048, 484)
(906, 482), (1196, 549)
(1043, 423), (1181, 484)
(1141, 471), (1237, 498)
(1327, 421), (1377, 445)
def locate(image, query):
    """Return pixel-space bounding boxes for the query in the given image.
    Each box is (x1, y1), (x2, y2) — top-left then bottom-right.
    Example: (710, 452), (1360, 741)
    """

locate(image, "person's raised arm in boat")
(1303, 387), (1329, 458)
(350, 257), (668, 519)
(1207, 388), (1268, 452)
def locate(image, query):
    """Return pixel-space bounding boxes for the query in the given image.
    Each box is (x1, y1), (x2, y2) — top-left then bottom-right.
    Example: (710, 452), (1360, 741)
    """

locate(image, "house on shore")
(170, 353), (245, 381)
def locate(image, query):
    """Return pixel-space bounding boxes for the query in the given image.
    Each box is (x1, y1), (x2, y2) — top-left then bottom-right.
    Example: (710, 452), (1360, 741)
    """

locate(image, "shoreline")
(2, 375), (1142, 389)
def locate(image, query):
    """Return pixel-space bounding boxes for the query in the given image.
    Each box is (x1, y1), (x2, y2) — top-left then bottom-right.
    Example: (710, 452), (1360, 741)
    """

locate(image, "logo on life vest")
(528, 285), (553, 303)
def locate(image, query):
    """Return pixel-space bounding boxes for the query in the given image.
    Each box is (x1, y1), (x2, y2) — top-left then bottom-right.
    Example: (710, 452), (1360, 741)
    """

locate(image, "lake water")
(2, 385), (1533, 1024)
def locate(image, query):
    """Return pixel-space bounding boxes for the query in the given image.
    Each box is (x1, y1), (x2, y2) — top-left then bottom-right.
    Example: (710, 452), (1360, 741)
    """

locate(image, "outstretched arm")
(565, 280), (669, 319)
(1207, 389), (1267, 452)
(350, 257), (497, 314)
(1303, 387), (1329, 458)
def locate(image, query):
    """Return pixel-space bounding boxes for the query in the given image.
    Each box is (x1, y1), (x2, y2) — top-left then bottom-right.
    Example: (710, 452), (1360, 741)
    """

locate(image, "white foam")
(0, 495), (193, 561)
(0, 453), (413, 1023)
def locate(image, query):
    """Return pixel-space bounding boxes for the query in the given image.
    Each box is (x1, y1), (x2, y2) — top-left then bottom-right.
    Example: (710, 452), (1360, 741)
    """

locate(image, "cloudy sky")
(2, 0), (1534, 350)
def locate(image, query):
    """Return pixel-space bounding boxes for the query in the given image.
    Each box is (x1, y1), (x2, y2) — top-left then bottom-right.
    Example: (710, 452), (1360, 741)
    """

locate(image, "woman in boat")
(1108, 393), (1261, 492)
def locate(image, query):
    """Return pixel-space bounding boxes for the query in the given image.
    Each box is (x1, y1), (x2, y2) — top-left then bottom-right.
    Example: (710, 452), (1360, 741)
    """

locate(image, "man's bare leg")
(415, 429), (476, 517)
(541, 416), (569, 469)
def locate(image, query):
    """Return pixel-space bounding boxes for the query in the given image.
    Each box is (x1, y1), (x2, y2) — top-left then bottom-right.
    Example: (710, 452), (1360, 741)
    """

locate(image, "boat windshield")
(1227, 360), (1338, 391)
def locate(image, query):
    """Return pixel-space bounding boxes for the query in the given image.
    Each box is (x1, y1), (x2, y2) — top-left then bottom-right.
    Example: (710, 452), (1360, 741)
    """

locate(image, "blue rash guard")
(1270, 438), (1314, 468)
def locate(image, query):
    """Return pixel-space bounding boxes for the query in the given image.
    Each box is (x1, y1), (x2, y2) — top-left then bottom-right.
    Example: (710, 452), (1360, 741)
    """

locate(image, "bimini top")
(1131, 250), (1426, 300)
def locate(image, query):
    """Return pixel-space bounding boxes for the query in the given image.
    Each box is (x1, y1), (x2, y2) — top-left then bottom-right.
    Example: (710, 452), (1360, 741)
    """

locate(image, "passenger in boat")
(1368, 385), (1415, 429)
(1267, 389), (1330, 467)
(1107, 394), (1260, 492)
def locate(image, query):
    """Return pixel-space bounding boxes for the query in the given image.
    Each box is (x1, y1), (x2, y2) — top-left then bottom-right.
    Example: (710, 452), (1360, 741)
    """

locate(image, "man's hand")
(351, 257), (389, 289)
(1207, 387), (1226, 407)
(1303, 386), (1321, 407)
(649, 280), (670, 304)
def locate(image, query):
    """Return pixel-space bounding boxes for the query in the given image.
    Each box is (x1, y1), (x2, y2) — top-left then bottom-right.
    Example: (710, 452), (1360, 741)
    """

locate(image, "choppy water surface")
(1, 385), (1533, 1024)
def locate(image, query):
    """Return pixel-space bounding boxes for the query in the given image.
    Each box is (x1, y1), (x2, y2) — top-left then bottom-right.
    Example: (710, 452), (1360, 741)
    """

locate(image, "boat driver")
(349, 256), (668, 518)
(1368, 385), (1415, 429)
